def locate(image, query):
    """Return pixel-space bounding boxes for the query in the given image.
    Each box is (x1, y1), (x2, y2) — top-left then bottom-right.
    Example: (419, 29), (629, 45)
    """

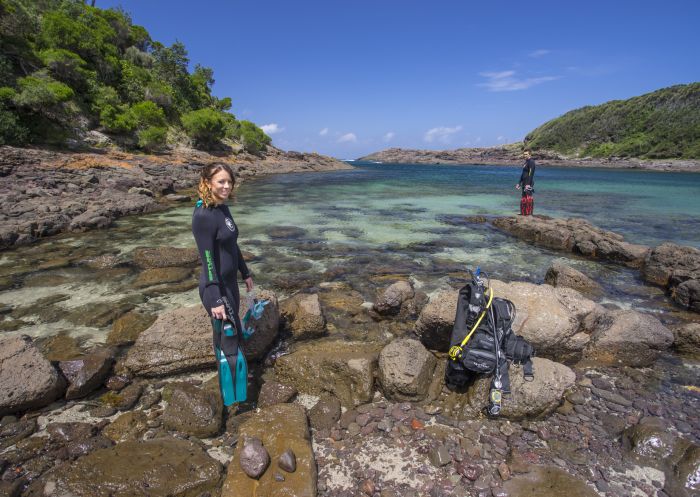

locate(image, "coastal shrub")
(13, 75), (74, 111)
(237, 120), (271, 154)
(0, 108), (28, 145)
(181, 107), (226, 148)
(137, 125), (167, 151)
(38, 48), (92, 89)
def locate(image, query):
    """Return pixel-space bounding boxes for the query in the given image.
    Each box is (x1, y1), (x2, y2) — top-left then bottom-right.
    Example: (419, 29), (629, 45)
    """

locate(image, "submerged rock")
(131, 246), (199, 269)
(643, 243), (700, 312)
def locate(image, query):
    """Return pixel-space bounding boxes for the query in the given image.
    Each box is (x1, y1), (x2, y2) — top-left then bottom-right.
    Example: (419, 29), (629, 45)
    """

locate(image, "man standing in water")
(515, 150), (536, 215)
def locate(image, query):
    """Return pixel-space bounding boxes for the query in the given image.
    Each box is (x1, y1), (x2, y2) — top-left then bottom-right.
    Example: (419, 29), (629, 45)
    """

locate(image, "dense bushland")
(0, 0), (270, 153)
(524, 83), (700, 159)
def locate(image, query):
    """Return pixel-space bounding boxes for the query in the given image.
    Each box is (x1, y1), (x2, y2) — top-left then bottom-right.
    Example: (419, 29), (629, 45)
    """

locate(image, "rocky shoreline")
(0, 145), (351, 251)
(1, 234), (699, 496)
(359, 147), (700, 173)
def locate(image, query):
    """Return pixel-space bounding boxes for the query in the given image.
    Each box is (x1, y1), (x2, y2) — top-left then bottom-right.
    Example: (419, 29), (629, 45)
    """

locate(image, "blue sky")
(101, 0), (700, 159)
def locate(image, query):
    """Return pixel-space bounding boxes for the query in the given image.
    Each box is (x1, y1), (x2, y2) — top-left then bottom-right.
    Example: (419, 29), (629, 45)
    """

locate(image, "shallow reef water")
(1, 162), (699, 347)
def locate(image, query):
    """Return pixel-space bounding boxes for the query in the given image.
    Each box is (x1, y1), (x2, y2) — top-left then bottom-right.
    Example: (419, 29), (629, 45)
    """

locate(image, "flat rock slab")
(222, 404), (316, 497)
(25, 438), (223, 497)
(493, 215), (649, 268)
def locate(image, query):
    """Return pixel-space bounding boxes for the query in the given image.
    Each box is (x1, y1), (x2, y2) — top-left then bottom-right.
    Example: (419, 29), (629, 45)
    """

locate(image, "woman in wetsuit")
(515, 150), (536, 215)
(192, 163), (254, 404)
(192, 163), (253, 329)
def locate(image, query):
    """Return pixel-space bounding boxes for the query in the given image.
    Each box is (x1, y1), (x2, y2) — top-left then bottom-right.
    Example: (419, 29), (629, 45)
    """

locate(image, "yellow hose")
(449, 287), (494, 360)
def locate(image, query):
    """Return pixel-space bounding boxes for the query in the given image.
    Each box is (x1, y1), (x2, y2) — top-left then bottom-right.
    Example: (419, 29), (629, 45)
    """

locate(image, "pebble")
(356, 413), (371, 427)
(497, 462), (510, 481)
(278, 448), (296, 473)
(428, 445), (451, 467)
(347, 423), (361, 437)
(499, 424), (515, 437)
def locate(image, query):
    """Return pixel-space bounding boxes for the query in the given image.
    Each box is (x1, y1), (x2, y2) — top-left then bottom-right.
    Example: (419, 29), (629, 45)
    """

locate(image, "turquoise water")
(1, 162), (698, 345)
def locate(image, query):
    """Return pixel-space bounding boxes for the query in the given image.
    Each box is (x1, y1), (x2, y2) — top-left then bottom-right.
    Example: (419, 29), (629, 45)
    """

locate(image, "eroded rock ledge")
(0, 146), (350, 250)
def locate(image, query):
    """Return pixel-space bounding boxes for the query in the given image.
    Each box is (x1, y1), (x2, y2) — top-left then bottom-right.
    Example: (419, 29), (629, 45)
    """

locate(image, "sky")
(100, 0), (700, 159)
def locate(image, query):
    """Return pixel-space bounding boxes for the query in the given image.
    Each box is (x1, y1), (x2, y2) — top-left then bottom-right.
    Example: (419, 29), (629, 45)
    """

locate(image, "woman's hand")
(211, 304), (226, 321)
(515, 184), (521, 190)
(245, 277), (254, 293)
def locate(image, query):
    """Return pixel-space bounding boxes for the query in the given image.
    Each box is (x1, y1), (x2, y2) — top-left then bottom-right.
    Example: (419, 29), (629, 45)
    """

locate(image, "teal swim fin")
(213, 319), (248, 406)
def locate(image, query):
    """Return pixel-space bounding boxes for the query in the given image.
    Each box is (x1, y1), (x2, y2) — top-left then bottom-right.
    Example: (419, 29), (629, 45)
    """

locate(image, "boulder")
(465, 358), (575, 420)
(280, 293), (326, 340)
(161, 382), (223, 438)
(131, 246), (199, 269)
(378, 338), (437, 401)
(585, 309), (674, 367)
(544, 261), (602, 295)
(642, 243), (700, 286)
(434, 357), (576, 421)
(274, 340), (380, 407)
(107, 311), (157, 346)
(239, 289), (280, 361)
(102, 411), (149, 442)
(0, 336), (66, 416)
(58, 347), (114, 400)
(414, 289), (458, 351)
(222, 404), (316, 497)
(673, 322), (700, 357)
(257, 381), (298, 408)
(490, 280), (598, 361)
(623, 417), (700, 497)
(493, 216), (650, 267)
(124, 306), (213, 376)
(675, 279), (700, 313)
(373, 280), (415, 315)
(307, 393), (342, 431)
(25, 438), (223, 497)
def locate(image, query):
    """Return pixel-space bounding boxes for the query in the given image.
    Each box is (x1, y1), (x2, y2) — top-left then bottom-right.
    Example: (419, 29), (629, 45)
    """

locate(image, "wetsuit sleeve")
(530, 161), (535, 187)
(192, 210), (223, 306)
(237, 244), (251, 280)
(519, 165), (528, 187)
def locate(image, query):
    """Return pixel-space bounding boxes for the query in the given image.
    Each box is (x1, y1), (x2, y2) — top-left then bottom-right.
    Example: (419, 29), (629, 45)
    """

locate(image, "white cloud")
(319, 127), (329, 136)
(478, 70), (559, 92)
(260, 123), (284, 135)
(424, 125), (463, 144)
(528, 49), (550, 58)
(383, 132), (395, 142)
(337, 133), (357, 143)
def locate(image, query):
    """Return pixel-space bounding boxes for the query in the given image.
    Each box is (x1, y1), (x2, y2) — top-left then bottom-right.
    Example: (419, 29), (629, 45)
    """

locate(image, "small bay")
(1, 162), (699, 347)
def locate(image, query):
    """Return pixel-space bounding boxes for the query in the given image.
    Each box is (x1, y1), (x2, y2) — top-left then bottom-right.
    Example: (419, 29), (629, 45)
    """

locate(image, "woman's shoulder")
(192, 204), (220, 223)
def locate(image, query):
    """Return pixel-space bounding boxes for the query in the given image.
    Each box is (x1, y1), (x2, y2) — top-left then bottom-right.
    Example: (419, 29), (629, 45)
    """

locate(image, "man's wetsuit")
(519, 158), (536, 215)
(192, 203), (250, 332)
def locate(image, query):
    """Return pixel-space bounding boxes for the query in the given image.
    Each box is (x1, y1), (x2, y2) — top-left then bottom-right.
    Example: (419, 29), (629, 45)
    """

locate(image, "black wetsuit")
(519, 158), (536, 194)
(192, 202), (250, 333)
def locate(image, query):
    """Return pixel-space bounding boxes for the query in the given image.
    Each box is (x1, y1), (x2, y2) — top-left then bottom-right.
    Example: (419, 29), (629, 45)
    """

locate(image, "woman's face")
(207, 169), (233, 204)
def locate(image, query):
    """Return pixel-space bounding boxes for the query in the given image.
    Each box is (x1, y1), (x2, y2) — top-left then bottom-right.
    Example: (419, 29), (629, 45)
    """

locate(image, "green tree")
(181, 107), (226, 148)
(13, 73), (74, 111)
(237, 120), (271, 154)
(137, 125), (167, 151)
